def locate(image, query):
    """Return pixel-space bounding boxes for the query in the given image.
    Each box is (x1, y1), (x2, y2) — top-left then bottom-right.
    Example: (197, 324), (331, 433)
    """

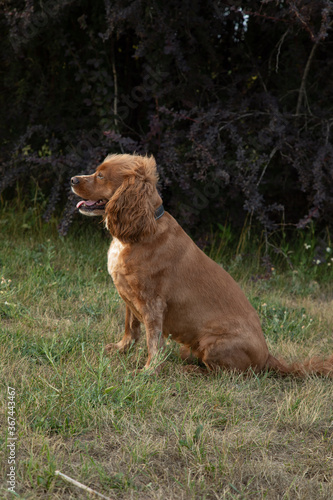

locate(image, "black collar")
(154, 205), (165, 220)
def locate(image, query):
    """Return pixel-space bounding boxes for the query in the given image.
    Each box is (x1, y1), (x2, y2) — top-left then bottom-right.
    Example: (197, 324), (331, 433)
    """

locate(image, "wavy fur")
(105, 155), (159, 243)
(266, 353), (333, 378)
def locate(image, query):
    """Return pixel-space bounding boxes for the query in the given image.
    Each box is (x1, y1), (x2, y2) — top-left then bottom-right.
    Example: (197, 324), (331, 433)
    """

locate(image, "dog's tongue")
(76, 200), (97, 208)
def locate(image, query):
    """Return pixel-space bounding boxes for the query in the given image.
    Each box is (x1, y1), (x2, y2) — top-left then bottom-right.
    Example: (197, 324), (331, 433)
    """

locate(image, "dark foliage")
(1, 0), (333, 236)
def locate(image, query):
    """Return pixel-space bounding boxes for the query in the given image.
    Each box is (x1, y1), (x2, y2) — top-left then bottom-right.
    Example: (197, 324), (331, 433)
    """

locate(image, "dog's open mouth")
(76, 199), (107, 214)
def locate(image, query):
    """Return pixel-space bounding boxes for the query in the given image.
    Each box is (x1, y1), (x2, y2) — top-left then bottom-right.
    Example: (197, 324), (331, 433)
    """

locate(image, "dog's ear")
(105, 172), (157, 243)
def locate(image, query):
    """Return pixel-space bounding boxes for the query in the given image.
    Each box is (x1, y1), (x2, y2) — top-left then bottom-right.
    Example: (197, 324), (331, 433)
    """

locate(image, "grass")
(0, 198), (333, 499)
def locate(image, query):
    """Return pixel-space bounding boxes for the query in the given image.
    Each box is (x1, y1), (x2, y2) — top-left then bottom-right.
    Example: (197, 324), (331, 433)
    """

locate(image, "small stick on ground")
(55, 470), (111, 500)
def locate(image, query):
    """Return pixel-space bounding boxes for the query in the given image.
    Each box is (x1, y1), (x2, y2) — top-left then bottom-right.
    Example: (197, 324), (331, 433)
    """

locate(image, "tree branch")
(296, 41), (318, 116)
(111, 39), (118, 131)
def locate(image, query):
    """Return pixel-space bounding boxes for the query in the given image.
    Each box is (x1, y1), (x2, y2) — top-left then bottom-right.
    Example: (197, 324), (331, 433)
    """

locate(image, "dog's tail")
(266, 352), (333, 378)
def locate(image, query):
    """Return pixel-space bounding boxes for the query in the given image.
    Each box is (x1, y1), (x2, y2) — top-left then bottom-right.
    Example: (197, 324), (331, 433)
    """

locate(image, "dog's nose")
(71, 177), (80, 185)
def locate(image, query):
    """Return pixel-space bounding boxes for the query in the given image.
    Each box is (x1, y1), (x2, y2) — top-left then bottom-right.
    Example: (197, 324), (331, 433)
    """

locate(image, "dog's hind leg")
(201, 338), (268, 373)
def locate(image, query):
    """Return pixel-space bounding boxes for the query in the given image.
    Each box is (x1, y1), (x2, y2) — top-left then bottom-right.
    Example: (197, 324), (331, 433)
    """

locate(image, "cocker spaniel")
(71, 154), (333, 377)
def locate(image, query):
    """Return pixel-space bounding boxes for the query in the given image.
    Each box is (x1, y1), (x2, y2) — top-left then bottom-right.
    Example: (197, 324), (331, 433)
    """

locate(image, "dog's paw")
(104, 343), (117, 355)
(104, 342), (129, 355)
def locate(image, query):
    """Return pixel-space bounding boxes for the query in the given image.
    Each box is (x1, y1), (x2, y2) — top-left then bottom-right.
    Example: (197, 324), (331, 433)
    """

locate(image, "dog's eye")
(97, 173), (104, 179)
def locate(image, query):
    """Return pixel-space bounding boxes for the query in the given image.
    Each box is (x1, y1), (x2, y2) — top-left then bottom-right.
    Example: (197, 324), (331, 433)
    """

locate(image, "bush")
(1, 0), (333, 236)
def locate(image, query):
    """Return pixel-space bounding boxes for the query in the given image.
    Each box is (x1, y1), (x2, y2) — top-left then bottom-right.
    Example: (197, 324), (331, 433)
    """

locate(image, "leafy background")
(1, 0), (333, 237)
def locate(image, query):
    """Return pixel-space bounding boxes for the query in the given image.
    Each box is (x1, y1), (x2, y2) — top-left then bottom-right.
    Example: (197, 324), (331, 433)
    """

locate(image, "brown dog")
(71, 153), (333, 376)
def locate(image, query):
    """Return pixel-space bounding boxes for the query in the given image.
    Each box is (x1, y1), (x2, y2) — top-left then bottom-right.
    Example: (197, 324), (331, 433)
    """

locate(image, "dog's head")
(71, 154), (162, 243)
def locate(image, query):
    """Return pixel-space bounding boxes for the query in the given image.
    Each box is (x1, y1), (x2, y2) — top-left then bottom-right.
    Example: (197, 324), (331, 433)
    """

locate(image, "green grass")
(1, 201), (333, 499)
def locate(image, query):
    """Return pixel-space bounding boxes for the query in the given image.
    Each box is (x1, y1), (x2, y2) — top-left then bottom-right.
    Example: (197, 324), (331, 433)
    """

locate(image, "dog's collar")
(154, 205), (165, 220)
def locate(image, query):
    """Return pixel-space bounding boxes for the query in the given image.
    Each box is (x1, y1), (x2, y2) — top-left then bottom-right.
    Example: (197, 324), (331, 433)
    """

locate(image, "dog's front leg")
(142, 299), (165, 372)
(105, 305), (141, 354)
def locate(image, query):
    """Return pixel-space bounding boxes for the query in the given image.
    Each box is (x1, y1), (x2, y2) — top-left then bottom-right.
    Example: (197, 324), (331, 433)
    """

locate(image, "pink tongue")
(76, 200), (96, 208)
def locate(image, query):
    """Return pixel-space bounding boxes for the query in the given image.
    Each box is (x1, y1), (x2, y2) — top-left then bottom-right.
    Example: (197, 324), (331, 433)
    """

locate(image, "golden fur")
(71, 154), (333, 376)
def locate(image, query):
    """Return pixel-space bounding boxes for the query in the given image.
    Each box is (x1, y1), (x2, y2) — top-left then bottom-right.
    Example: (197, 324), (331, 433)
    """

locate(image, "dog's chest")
(107, 238), (125, 278)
